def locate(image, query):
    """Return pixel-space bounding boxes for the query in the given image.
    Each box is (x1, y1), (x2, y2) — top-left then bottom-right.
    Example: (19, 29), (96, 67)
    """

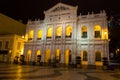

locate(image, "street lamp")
(104, 31), (107, 34)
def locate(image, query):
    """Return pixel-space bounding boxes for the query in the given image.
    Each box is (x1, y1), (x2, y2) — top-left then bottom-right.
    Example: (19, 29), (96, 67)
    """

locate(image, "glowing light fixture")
(22, 36), (24, 38)
(104, 31), (107, 34)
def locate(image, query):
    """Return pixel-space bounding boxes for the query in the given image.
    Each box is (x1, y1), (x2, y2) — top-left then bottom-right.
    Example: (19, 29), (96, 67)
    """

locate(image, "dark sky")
(0, 0), (120, 24)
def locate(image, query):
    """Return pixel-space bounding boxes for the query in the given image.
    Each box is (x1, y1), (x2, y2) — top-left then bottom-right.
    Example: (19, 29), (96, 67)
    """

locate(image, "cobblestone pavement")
(0, 63), (120, 80)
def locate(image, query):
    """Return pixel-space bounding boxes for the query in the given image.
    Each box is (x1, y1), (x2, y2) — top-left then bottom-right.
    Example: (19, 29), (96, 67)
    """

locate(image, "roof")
(0, 13), (26, 36)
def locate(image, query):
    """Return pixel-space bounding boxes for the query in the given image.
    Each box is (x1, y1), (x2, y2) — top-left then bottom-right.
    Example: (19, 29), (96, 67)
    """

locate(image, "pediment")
(45, 3), (77, 13)
(51, 6), (69, 12)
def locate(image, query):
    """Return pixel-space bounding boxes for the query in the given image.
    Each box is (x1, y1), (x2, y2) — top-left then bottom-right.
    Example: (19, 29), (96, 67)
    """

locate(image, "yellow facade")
(0, 34), (25, 63)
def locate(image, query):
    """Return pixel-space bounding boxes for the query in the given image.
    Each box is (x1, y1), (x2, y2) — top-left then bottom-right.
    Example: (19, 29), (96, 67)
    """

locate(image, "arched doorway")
(26, 50), (32, 62)
(64, 49), (71, 65)
(95, 51), (102, 61)
(95, 51), (102, 66)
(55, 49), (60, 61)
(81, 51), (88, 61)
(45, 49), (51, 63)
(81, 50), (88, 65)
(35, 50), (41, 62)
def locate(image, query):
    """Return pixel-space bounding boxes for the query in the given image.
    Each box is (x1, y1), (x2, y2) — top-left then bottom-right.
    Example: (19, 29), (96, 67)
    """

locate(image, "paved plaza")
(0, 63), (120, 80)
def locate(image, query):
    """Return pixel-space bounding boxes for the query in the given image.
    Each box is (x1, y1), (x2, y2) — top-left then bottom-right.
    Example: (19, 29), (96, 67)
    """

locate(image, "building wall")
(24, 3), (109, 66)
(0, 34), (24, 63)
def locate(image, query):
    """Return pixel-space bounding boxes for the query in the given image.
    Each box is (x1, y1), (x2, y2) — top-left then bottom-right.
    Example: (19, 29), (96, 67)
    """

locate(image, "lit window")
(37, 30), (42, 40)
(47, 27), (52, 38)
(28, 30), (34, 40)
(81, 26), (87, 38)
(94, 25), (101, 38)
(65, 25), (72, 38)
(56, 26), (62, 38)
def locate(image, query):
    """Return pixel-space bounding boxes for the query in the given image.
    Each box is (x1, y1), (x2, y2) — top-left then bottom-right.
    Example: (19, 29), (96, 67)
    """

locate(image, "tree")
(108, 15), (120, 53)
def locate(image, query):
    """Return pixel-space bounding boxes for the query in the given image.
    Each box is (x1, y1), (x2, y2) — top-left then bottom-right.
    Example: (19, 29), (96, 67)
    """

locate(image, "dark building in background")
(108, 13), (120, 59)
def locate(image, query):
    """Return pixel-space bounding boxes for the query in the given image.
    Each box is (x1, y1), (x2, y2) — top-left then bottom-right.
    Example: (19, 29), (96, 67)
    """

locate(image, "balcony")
(65, 35), (71, 38)
(56, 36), (61, 38)
(46, 37), (52, 39)
(37, 38), (42, 40)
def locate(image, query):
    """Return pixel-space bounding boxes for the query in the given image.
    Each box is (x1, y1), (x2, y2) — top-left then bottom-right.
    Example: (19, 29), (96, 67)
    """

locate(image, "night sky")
(0, 0), (120, 24)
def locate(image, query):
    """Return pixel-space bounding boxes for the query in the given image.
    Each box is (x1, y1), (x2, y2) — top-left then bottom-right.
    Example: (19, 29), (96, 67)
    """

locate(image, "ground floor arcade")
(23, 44), (108, 66)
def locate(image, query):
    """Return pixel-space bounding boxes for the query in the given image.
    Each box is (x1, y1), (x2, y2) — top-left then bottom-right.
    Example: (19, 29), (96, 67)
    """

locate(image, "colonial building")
(24, 3), (109, 66)
(0, 13), (26, 63)
(0, 34), (24, 63)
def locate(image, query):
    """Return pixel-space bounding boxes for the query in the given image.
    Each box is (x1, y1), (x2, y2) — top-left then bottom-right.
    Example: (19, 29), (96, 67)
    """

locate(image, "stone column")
(60, 45), (65, 64)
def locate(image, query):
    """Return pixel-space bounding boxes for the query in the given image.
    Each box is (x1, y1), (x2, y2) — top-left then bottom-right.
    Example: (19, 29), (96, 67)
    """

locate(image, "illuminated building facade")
(0, 13), (26, 63)
(0, 34), (24, 63)
(24, 3), (109, 66)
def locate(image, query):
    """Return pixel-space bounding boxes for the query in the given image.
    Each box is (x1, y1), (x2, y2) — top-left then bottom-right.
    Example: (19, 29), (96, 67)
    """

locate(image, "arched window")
(82, 51), (88, 61)
(95, 51), (101, 61)
(94, 25), (101, 38)
(65, 25), (72, 38)
(56, 26), (62, 38)
(81, 26), (87, 38)
(37, 30), (42, 40)
(47, 27), (52, 38)
(28, 30), (34, 40)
